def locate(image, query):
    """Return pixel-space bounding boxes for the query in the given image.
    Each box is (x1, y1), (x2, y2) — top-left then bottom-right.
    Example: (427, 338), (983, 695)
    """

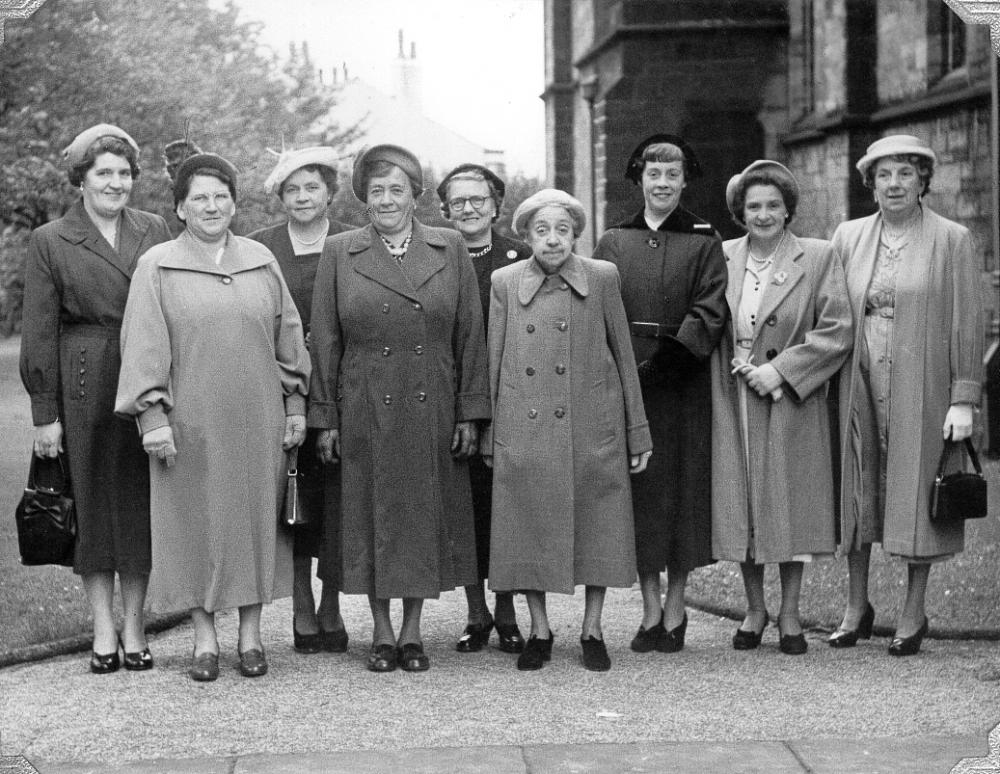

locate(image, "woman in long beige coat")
(829, 135), (983, 656)
(711, 161), (852, 655)
(483, 189), (652, 673)
(116, 154), (310, 681)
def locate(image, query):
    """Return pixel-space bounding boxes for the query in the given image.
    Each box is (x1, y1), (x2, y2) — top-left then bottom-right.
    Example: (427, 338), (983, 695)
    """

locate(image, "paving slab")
(236, 745), (526, 773)
(788, 734), (991, 774)
(22, 757), (231, 774)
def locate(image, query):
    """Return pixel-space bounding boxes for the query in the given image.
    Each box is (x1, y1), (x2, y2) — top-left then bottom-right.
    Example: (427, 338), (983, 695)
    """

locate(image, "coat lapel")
(752, 233), (805, 344)
(844, 214), (882, 322)
(351, 224), (421, 302)
(56, 200), (132, 278)
(117, 207), (153, 275)
(404, 221), (448, 291)
(517, 259), (546, 305)
(723, 236), (749, 326)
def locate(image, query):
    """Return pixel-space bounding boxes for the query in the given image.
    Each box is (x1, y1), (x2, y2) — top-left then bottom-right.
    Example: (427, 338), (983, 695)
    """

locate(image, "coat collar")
(349, 220), (448, 302)
(157, 230), (272, 275)
(517, 253), (589, 306)
(56, 199), (151, 277)
(725, 231), (805, 343)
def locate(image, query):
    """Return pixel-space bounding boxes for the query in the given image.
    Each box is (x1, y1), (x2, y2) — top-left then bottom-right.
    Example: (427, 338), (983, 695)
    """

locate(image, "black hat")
(436, 163), (506, 202)
(625, 134), (702, 183)
(173, 153), (238, 206)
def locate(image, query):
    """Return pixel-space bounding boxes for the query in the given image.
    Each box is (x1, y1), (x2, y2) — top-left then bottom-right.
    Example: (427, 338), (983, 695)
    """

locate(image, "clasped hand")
(731, 357), (784, 401)
(33, 420), (63, 458)
(943, 404), (974, 441)
(142, 425), (177, 467)
(282, 414), (306, 450)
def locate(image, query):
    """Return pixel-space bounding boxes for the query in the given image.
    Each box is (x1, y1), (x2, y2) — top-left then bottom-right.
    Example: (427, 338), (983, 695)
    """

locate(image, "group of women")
(19, 123), (983, 681)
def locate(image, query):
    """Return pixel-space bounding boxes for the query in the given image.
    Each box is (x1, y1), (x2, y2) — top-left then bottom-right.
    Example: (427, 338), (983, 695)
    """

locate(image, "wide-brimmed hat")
(62, 123), (139, 167)
(855, 135), (937, 178)
(351, 143), (423, 201)
(263, 146), (340, 197)
(511, 188), (586, 238)
(725, 160), (799, 219)
(625, 133), (702, 183)
(172, 153), (238, 205)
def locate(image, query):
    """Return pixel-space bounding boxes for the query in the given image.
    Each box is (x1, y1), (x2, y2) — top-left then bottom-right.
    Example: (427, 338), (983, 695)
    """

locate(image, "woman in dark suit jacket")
(20, 124), (171, 673)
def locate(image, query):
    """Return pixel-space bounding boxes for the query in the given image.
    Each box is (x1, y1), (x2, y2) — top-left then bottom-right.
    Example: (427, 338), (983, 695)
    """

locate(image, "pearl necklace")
(881, 212), (921, 260)
(468, 244), (492, 258)
(748, 231), (784, 267)
(288, 219), (328, 248)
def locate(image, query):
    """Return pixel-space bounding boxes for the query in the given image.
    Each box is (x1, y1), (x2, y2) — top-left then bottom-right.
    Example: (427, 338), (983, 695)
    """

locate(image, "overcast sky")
(222, 0), (547, 176)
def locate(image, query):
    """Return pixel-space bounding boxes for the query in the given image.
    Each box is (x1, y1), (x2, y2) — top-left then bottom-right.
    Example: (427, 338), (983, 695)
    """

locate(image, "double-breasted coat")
(307, 221), (490, 598)
(593, 207), (728, 573)
(833, 206), (983, 558)
(20, 200), (171, 575)
(484, 255), (651, 593)
(710, 234), (852, 564)
(115, 231), (310, 614)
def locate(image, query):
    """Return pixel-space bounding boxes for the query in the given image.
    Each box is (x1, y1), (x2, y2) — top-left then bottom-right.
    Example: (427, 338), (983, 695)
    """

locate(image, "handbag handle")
(27, 453), (71, 496)
(936, 438), (982, 479)
(286, 446), (299, 477)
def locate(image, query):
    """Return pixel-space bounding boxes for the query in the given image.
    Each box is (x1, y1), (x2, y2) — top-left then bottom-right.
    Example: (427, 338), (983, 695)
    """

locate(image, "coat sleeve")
(270, 262), (310, 416)
(948, 226), (984, 406)
(671, 236), (729, 360)
(307, 238), (342, 430)
(114, 255), (173, 435)
(19, 229), (62, 425)
(602, 265), (652, 455)
(451, 242), (491, 422)
(591, 230), (618, 264)
(770, 245), (854, 402)
(480, 269), (510, 455)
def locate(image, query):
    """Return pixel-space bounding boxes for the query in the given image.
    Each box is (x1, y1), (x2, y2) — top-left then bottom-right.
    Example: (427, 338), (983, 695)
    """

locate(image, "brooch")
(646, 237), (660, 249)
(506, 249), (518, 260)
(773, 271), (788, 285)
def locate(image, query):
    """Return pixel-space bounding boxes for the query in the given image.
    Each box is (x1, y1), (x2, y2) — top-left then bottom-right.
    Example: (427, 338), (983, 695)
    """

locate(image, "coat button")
(417, 392), (427, 401)
(79, 368), (86, 375)
(554, 408), (565, 418)
(526, 324), (535, 333)
(382, 304), (390, 314)
(413, 302), (422, 310)
(414, 345), (424, 355)
(766, 349), (778, 360)
(526, 367), (535, 376)
(558, 321), (568, 331)
(555, 364), (566, 374)
(559, 283), (568, 291)
(383, 395), (392, 405)
(382, 347), (391, 356)
(766, 315), (777, 326)
(221, 277), (232, 285)
(528, 409), (538, 418)
(78, 390), (85, 397)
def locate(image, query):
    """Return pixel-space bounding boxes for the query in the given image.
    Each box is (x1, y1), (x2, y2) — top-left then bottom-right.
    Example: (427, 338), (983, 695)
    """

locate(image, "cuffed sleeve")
(270, 263), (311, 412)
(307, 238), (343, 430)
(452, 241), (491, 422)
(19, 229), (62, 425)
(949, 228), (984, 406)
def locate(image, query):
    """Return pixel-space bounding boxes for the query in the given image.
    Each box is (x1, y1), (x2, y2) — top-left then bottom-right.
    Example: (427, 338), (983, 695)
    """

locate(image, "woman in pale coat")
(116, 153), (310, 681)
(711, 161), (852, 655)
(829, 135), (983, 656)
(483, 189), (652, 672)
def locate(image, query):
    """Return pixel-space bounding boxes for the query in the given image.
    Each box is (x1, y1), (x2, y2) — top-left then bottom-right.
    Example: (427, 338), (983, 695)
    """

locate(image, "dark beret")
(173, 153), (238, 206)
(436, 163), (506, 203)
(625, 133), (703, 183)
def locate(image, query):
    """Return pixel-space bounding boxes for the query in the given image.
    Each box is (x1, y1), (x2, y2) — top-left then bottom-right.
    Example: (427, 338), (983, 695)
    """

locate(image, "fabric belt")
(864, 307), (895, 318)
(630, 322), (679, 339)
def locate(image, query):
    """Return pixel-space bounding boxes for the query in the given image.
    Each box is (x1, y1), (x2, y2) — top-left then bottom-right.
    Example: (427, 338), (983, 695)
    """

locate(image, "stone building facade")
(544, 0), (998, 332)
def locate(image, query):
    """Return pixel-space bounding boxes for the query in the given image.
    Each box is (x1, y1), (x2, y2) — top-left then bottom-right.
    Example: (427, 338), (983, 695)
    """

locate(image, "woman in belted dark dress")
(593, 134), (727, 655)
(249, 146), (353, 655)
(20, 124), (171, 674)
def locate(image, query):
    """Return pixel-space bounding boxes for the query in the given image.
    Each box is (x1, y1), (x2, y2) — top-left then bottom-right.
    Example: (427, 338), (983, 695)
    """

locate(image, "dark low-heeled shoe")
(456, 616), (494, 653)
(189, 651), (219, 682)
(580, 636), (611, 671)
(778, 616), (808, 655)
(828, 603), (876, 648)
(367, 643), (397, 673)
(319, 626), (349, 653)
(293, 617), (322, 654)
(238, 648), (268, 677)
(122, 646), (154, 671)
(397, 642), (430, 672)
(90, 647), (120, 675)
(516, 634), (554, 671)
(733, 612), (769, 651)
(630, 613), (665, 653)
(656, 613), (688, 654)
(888, 617), (928, 657)
(495, 622), (526, 654)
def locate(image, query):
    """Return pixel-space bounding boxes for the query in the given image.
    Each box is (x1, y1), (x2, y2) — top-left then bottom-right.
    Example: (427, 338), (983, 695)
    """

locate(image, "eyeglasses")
(447, 196), (491, 212)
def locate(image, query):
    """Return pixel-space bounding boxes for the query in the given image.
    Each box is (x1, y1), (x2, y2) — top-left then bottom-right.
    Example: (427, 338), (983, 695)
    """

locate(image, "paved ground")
(2, 587), (999, 773)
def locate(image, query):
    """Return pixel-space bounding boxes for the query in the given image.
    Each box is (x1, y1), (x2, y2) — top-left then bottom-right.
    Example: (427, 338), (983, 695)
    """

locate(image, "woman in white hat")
(829, 135), (983, 656)
(249, 147), (354, 655)
(711, 161), (852, 655)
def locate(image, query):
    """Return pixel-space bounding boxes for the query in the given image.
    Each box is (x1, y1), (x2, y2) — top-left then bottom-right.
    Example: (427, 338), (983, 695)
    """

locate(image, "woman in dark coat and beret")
(436, 163), (531, 656)
(20, 123), (172, 673)
(593, 134), (727, 655)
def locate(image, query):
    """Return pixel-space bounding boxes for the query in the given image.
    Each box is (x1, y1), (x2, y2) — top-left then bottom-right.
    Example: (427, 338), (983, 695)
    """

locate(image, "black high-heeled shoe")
(888, 617), (928, 657)
(655, 613), (688, 653)
(89, 646), (120, 675)
(732, 612), (769, 651)
(777, 616), (807, 655)
(293, 616), (322, 654)
(828, 603), (875, 648)
(630, 613), (665, 653)
(120, 636), (154, 671)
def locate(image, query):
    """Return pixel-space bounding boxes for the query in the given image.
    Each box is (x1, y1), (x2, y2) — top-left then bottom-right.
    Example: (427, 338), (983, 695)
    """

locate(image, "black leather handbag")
(929, 438), (987, 524)
(15, 453), (77, 566)
(279, 447), (312, 528)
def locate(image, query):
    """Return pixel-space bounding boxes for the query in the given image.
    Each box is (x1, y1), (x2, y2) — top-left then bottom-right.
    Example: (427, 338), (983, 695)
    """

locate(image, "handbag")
(929, 438), (987, 523)
(15, 452), (77, 566)
(279, 447), (312, 528)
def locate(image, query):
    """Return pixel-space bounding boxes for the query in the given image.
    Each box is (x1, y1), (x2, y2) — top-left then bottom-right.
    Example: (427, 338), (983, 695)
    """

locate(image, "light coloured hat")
(263, 146), (340, 197)
(62, 124), (139, 167)
(855, 135), (937, 178)
(351, 143), (423, 202)
(512, 188), (586, 238)
(725, 160), (799, 219)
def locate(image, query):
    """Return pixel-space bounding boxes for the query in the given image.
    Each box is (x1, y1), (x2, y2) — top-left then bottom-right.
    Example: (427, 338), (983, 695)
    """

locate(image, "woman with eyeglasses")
(435, 164), (531, 656)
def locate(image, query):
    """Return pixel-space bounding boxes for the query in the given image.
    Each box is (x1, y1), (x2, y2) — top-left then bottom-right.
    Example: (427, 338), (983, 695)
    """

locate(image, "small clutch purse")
(15, 452), (77, 566)
(279, 447), (311, 528)
(929, 438), (987, 524)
